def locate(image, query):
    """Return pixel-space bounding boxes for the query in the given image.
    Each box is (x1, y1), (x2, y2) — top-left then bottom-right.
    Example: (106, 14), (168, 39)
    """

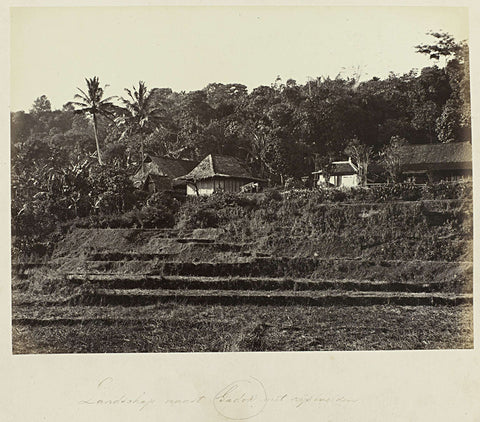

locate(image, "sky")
(10, 6), (469, 112)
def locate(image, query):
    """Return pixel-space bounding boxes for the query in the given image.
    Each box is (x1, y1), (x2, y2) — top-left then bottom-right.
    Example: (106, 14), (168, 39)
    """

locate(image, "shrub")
(146, 191), (181, 213)
(325, 188), (348, 202)
(421, 180), (472, 200)
(207, 191), (257, 209)
(262, 188), (283, 202)
(138, 206), (176, 228)
(88, 165), (136, 214)
(284, 177), (304, 190)
(184, 208), (219, 229)
(75, 205), (176, 229)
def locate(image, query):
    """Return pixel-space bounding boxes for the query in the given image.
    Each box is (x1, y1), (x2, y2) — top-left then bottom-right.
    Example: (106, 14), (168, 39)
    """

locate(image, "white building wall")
(340, 174), (359, 187)
(317, 174), (359, 187)
(186, 183), (196, 195)
(186, 180), (214, 196)
(187, 178), (247, 195)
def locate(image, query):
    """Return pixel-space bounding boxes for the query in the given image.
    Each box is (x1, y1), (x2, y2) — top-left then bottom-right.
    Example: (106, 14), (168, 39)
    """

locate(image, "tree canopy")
(11, 31), (471, 256)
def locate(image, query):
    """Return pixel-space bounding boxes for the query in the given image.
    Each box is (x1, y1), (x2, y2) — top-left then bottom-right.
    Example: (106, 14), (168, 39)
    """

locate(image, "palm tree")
(116, 81), (163, 174)
(68, 77), (115, 165)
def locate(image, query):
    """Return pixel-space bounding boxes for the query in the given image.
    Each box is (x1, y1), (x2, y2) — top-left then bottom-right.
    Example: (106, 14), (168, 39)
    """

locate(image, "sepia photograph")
(10, 5), (473, 355)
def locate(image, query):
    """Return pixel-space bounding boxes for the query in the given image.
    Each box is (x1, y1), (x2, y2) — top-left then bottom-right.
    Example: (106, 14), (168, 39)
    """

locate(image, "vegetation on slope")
(12, 32), (471, 258)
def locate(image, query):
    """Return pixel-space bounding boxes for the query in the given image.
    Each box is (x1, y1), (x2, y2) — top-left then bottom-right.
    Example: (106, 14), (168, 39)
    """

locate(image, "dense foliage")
(11, 32), (471, 257)
(175, 185), (472, 262)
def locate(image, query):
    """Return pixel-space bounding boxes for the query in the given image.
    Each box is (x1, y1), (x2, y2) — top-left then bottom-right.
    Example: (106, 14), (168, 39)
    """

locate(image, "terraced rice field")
(12, 227), (473, 353)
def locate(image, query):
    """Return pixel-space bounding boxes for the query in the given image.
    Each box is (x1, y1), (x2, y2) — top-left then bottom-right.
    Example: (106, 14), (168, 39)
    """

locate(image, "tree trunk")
(93, 114), (103, 165)
(140, 138), (145, 176)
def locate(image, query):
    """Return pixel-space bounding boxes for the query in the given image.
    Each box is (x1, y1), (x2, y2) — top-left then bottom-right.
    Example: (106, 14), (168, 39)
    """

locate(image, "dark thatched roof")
(144, 155), (198, 177)
(330, 161), (358, 175)
(399, 142), (472, 172)
(177, 154), (265, 182)
(132, 154), (198, 185)
(312, 160), (358, 176)
(311, 143), (472, 178)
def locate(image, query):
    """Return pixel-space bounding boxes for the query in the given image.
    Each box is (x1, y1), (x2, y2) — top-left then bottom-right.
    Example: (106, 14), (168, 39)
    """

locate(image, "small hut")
(176, 154), (265, 196)
(131, 154), (198, 193)
(312, 158), (359, 188)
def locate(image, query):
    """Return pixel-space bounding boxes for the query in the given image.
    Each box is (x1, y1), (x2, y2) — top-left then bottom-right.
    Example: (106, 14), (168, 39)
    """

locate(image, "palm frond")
(124, 88), (136, 104)
(114, 116), (127, 125)
(76, 88), (90, 102)
(65, 100), (84, 108)
(72, 98), (91, 108)
(99, 108), (116, 121)
(118, 97), (133, 108)
(73, 95), (90, 105)
(69, 101), (92, 109)
(100, 96), (117, 104)
(95, 87), (104, 102)
(72, 109), (90, 115)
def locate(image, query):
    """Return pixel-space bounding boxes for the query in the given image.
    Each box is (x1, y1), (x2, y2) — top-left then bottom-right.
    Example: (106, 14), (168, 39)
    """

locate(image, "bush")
(373, 183), (422, 201)
(421, 180), (472, 200)
(325, 188), (348, 202)
(262, 188), (283, 203)
(198, 191), (259, 210)
(71, 204), (176, 229)
(309, 181), (473, 203)
(179, 207), (219, 229)
(88, 165), (136, 214)
(146, 191), (181, 212)
(138, 205), (176, 229)
(284, 177), (304, 190)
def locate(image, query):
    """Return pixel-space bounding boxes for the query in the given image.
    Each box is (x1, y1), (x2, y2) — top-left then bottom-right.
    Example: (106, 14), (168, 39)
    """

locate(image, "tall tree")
(415, 31), (462, 66)
(68, 77), (115, 165)
(345, 138), (373, 186)
(416, 31), (470, 143)
(380, 135), (408, 183)
(116, 81), (163, 172)
(30, 95), (52, 114)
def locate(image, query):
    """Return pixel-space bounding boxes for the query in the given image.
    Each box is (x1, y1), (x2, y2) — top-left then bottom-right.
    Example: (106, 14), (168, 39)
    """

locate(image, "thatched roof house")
(327, 160), (359, 176)
(312, 159), (359, 187)
(311, 142), (472, 187)
(398, 142), (471, 171)
(176, 154), (265, 196)
(396, 142), (472, 182)
(131, 154), (198, 193)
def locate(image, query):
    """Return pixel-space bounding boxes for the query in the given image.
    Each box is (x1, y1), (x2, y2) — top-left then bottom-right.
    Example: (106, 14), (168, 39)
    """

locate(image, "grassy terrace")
(12, 303), (473, 353)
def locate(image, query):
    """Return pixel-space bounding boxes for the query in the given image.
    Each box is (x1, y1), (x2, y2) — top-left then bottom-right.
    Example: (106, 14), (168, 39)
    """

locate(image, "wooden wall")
(186, 177), (251, 196)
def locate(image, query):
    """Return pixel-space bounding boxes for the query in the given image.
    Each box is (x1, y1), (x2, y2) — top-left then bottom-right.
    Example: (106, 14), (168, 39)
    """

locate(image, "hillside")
(12, 187), (473, 353)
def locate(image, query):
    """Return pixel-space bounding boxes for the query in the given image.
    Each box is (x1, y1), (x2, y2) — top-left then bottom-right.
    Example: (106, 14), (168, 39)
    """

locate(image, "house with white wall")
(176, 154), (265, 196)
(312, 158), (359, 188)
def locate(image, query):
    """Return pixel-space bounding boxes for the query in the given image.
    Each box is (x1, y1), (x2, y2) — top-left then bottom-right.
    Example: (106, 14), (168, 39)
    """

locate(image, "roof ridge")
(149, 154), (196, 161)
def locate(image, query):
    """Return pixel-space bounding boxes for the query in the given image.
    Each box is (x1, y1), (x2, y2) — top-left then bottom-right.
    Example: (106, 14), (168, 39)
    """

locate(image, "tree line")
(11, 32), (471, 254)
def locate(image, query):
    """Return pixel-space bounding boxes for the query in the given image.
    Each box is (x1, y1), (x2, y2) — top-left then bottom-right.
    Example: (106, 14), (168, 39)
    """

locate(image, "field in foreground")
(12, 303), (472, 353)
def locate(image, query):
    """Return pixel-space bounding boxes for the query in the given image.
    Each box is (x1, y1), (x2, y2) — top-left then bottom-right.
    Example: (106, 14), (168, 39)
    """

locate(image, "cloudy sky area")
(10, 6), (469, 111)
